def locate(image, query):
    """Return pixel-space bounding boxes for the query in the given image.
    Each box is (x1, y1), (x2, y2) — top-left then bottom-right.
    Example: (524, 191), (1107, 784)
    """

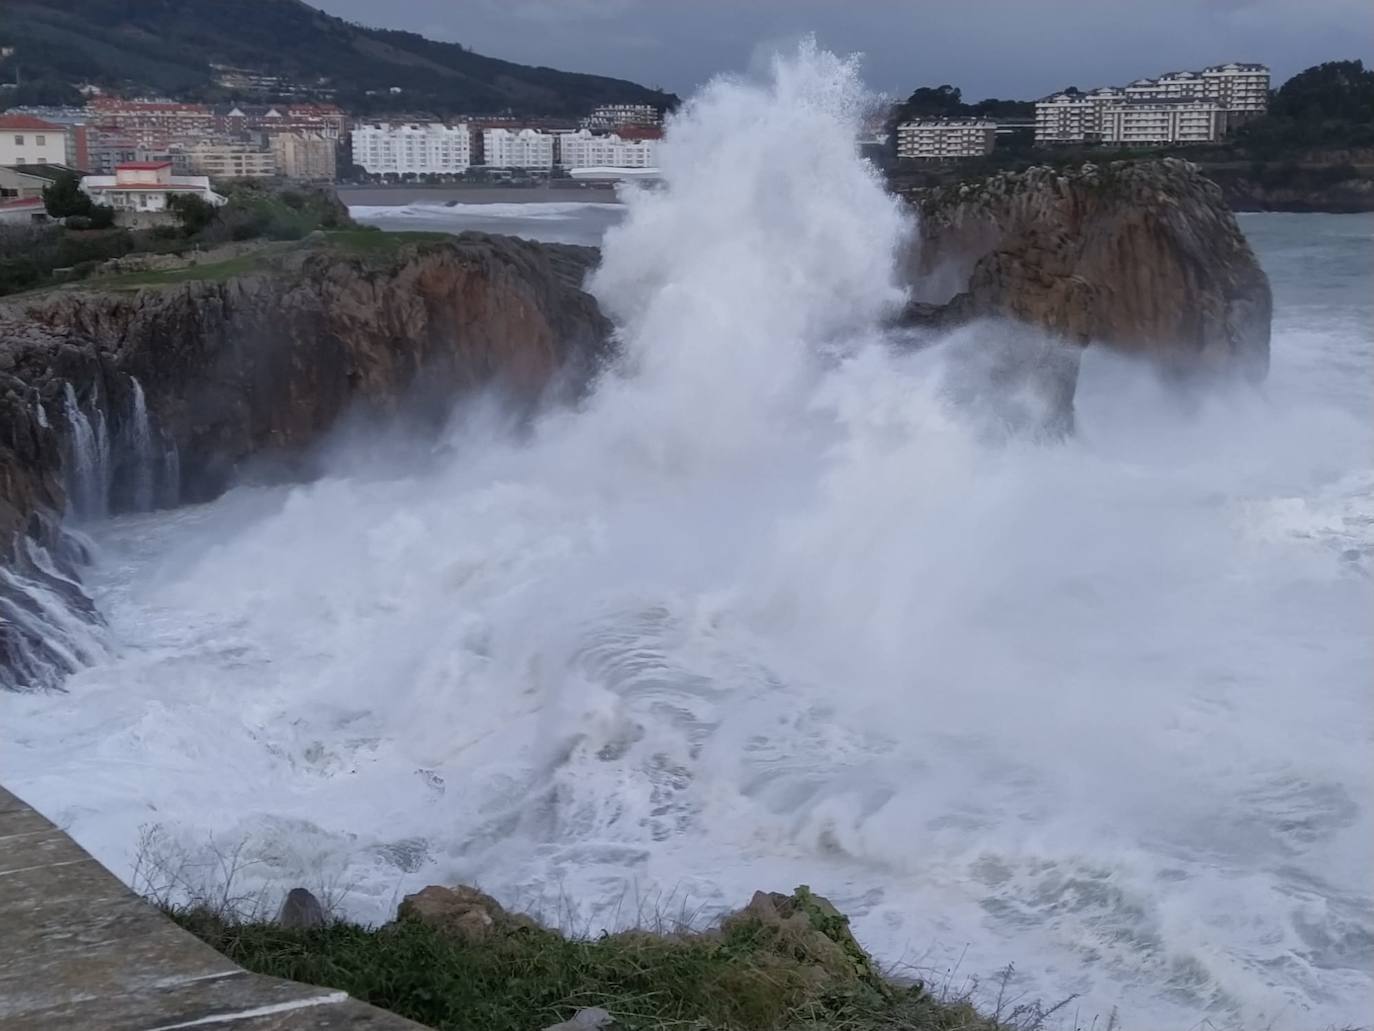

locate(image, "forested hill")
(0, 0), (678, 116)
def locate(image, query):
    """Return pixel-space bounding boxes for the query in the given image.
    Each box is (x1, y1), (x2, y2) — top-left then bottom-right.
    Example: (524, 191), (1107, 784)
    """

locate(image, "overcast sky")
(310, 0), (1372, 101)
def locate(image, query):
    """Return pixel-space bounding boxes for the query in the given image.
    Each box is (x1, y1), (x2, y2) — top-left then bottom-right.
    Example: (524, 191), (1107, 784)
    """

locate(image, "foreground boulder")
(900, 158), (1272, 382)
(397, 883), (542, 942)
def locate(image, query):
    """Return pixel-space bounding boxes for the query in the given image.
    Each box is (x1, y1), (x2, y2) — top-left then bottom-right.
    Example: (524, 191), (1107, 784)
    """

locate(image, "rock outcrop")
(0, 231), (609, 690)
(900, 158), (1273, 383)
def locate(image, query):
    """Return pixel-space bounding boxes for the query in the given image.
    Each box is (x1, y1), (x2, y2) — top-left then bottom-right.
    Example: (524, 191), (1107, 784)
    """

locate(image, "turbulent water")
(4, 47), (1373, 1030)
(352, 200), (624, 246)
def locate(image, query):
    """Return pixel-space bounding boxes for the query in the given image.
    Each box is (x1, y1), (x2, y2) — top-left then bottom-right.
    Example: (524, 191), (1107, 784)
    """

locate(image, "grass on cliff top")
(169, 905), (1044, 1031)
(311, 228), (454, 253)
(64, 230), (453, 292)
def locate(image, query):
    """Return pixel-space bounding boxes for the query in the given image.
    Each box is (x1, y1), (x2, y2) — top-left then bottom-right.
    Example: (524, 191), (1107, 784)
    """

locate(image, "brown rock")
(900, 159), (1272, 383)
(396, 884), (540, 942)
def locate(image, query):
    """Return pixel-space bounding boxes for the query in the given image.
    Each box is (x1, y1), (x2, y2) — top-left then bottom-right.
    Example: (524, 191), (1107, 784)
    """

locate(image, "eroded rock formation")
(900, 158), (1273, 382)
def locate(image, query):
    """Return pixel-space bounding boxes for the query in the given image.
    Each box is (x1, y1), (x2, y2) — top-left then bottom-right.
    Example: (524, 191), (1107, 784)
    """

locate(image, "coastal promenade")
(0, 786), (426, 1030)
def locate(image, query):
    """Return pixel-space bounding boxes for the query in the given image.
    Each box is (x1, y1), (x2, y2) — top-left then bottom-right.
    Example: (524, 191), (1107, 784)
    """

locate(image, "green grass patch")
(314, 228), (455, 253)
(168, 898), (1028, 1031)
(83, 245), (294, 291)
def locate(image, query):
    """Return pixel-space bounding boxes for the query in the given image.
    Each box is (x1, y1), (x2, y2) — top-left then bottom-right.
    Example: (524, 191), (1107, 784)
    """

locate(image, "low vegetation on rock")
(172, 884), (1066, 1031)
(0, 175), (356, 298)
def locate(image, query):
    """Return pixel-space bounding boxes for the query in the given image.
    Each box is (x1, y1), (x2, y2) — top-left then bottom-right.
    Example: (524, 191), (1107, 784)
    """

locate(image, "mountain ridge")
(0, 0), (678, 116)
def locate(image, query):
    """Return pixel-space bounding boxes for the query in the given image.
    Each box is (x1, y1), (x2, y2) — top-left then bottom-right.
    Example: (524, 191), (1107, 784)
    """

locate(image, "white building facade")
(1100, 100), (1222, 146)
(557, 129), (658, 169)
(895, 119), (996, 160)
(1035, 62), (1268, 145)
(481, 128), (555, 169)
(349, 122), (471, 177)
(0, 115), (70, 166)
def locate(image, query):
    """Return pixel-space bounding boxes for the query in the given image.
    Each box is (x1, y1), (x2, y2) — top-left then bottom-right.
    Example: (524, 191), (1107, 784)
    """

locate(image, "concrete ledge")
(0, 786), (427, 1030)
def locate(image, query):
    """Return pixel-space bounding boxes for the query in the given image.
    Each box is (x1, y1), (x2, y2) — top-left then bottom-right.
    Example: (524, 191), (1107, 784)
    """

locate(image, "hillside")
(0, 0), (677, 116)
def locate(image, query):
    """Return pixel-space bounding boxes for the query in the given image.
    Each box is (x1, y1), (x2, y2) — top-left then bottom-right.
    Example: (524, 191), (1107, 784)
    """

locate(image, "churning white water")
(3, 45), (1372, 1029)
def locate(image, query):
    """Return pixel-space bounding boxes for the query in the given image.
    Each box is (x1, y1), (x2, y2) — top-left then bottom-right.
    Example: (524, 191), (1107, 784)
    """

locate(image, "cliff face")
(902, 159), (1273, 383)
(1, 233), (608, 525)
(0, 232), (609, 690)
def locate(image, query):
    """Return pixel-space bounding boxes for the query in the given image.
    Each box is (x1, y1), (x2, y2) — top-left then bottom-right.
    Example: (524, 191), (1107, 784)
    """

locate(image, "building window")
(36, 135), (46, 146)
(13, 135), (23, 145)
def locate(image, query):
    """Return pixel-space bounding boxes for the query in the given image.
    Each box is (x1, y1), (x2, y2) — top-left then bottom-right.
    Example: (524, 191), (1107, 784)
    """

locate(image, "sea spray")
(2, 46), (1371, 1031)
(62, 383), (111, 521)
(126, 378), (156, 512)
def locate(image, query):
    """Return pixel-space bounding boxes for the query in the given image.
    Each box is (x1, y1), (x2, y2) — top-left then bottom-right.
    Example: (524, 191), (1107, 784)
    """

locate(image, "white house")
(79, 162), (226, 223)
(0, 114), (70, 167)
(557, 129), (658, 169)
(481, 128), (555, 169)
(349, 122), (471, 177)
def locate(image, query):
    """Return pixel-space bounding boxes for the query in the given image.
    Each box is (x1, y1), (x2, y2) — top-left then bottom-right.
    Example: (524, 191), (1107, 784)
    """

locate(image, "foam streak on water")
(3, 45), (1372, 1029)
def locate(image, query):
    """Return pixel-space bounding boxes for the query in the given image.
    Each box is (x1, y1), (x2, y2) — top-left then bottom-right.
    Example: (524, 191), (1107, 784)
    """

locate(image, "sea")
(2, 46), (1371, 1030)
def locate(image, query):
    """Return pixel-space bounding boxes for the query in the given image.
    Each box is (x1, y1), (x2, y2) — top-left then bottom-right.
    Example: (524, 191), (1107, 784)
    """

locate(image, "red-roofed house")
(0, 114), (71, 167)
(0, 196), (50, 225)
(79, 161), (226, 225)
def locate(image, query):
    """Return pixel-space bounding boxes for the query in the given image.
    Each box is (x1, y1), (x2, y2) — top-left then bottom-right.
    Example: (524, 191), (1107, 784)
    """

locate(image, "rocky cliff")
(0, 231), (609, 690)
(900, 159), (1273, 383)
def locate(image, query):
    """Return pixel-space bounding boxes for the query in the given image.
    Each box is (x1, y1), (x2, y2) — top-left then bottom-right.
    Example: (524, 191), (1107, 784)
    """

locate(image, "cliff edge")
(0, 231), (609, 690)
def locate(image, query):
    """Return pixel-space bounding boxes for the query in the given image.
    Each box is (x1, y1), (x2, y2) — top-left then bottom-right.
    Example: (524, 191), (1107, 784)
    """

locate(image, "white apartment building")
(583, 103), (661, 130)
(1036, 62), (1268, 145)
(895, 119), (996, 160)
(1101, 99), (1222, 146)
(557, 129), (658, 169)
(349, 122), (471, 177)
(482, 128), (555, 169)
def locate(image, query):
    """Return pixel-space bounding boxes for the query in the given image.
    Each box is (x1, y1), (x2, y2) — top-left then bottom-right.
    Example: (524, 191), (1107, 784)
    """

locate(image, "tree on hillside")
(42, 171), (92, 219)
(1237, 59), (1374, 157)
(167, 193), (219, 235)
(1268, 59), (1374, 122)
(899, 85), (966, 119)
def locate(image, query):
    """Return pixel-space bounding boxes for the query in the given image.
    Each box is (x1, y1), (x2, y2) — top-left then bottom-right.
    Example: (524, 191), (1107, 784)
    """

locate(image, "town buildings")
(895, 119), (996, 160)
(79, 161), (225, 225)
(186, 140), (276, 178)
(1035, 62), (1269, 146)
(582, 103), (662, 131)
(270, 132), (337, 181)
(86, 98), (216, 139)
(349, 122), (471, 177)
(481, 127), (556, 169)
(557, 128), (658, 169)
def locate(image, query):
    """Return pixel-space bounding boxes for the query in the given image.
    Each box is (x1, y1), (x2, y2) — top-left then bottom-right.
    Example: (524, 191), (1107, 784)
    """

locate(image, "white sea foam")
(351, 201), (621, 222)
(2, 43), (1371, 1029)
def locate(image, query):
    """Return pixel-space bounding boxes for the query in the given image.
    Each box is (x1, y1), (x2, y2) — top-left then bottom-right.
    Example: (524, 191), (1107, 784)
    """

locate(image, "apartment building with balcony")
(186, 140), (277, 178)
(1035, 62), (1268, 145)
(482, 128), (556, 169)
(582, 103), (662, 131)
(895, 119), (997, 160)
(349, 122), (471, 177)
(556, 129), (658, 169)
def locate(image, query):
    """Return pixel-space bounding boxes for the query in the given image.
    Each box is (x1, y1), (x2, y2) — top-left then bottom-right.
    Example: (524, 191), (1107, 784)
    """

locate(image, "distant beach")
(337, 184), (622, 207)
